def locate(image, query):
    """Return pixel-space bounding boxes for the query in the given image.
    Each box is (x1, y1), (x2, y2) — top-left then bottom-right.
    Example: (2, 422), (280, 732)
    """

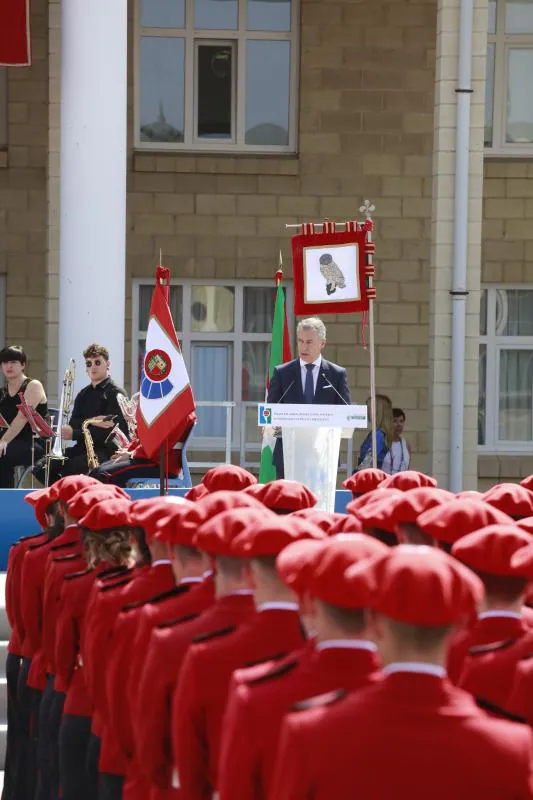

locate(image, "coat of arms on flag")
(136, 266), (196, 461)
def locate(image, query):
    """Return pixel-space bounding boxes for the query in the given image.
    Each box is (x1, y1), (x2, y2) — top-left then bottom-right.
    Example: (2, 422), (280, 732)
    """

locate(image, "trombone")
(44, 359), (76, 486)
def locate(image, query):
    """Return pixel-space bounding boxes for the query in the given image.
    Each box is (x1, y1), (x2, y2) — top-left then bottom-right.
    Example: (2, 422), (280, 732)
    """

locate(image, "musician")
(0, 346), (48, 488)
(37, 343), (128, 484)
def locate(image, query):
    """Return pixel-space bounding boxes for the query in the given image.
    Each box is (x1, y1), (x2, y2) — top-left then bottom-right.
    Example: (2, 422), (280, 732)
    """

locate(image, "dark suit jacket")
(266, 358), (351, 467)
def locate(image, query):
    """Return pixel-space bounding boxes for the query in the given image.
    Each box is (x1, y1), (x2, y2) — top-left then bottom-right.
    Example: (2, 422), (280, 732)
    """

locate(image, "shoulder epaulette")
(243, 652), (287, 670)
(52, 553), (82, 564)
(19, 532), (44, 543)
(157, 612), (200, 630)
(99, 577), (131, 593)
(469, 639), (517, 656)
(476, 696), (528, 724)
(290, 688), (347, 713)
(64, 567), (93, 581)
(99, 565), (132, 580)
(245, 658), (299, 686)
(51, 541), (78, 553)
(192, 625), (236, 644)
(149, 585), (190, 604)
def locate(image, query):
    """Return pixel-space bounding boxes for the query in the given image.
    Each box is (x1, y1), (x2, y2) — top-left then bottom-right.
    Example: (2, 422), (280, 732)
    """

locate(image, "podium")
(258, 403), (367, 512)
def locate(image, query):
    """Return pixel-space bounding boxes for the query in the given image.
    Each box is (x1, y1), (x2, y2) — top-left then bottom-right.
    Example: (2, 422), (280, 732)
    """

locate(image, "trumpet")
(45, 359), (76, 486)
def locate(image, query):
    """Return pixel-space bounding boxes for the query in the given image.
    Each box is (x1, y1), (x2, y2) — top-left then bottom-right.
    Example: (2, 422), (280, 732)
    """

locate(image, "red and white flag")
(0, 0), (31, 66)
(136, 266), (195, 461)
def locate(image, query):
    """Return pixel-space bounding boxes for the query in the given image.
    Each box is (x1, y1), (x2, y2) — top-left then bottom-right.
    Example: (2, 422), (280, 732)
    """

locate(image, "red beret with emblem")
(129, 496), (192, 540)
(54, 475), (102, 503)
(194, 506), (273, 556)
(201, 464), (257, 493)
(452, 524), (533, 577)
(346, 545), (484, 626)
(276, 540), (328, 596)
(342, 468), (388, 498)
(244, 480), (317, 513)
(25, 488), (54, 529)
(379, 471), (438, 491)
(483, 483), (533, 520)
(232, 516), (325, 558)
(78, 497), (132, 531)
(290, 509), (346, 534)
(154, 502), (204, 546)
(67, 485), (129, 520)
(511, 542), (533, 577)
(307, 534), (389, 609)
(345, 488), (401, 517)
(184, 484), (209, 502)
(416, 499), (515, 545)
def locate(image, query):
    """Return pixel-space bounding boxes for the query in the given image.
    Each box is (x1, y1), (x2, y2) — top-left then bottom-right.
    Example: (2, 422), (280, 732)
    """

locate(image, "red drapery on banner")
(0, 0), (31, 66)
(136, 266), (196, 462)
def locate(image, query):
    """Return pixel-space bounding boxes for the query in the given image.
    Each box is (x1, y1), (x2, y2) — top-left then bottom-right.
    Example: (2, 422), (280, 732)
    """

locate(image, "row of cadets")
(269, 545), (533, 800)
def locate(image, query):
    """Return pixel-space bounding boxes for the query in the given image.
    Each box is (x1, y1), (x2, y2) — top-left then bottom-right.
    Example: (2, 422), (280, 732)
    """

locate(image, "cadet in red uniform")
(172, 511), (324, 799)
(218, 533), (387, 800)
(135, 504), (271, 798)
(451, 525), (533, 714)
(271, 545), (533, 800)
(360, 485), (454, 546)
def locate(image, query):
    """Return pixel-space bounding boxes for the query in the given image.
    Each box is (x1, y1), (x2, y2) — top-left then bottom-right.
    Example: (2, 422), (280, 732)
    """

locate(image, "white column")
(58, 0), (128, 395)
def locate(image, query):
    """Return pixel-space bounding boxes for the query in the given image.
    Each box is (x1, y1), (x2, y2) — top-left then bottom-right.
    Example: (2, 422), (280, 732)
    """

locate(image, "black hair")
(0, 345), (27, 366)
(393, 408), (405, 420)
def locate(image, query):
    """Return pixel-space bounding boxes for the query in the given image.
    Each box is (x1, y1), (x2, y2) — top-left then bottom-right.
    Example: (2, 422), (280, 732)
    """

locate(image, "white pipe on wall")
(449, 0), (475, 492)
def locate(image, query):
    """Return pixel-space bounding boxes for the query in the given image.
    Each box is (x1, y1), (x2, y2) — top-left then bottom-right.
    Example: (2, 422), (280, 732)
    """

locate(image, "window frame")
(479, 284), (533, 453)
(486, 0), (533, 156)
(132, 278), (294, 453)
(134, 0), (299, 154)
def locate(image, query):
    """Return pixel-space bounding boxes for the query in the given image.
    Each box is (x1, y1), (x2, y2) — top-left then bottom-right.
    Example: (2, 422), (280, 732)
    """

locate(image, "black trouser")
(0, 439), (44, 488)
(86, 733), (100, 794)
(90, 457), (177, 488)
(59, 715), (99, 800)
(14, 657), (42, 800)
(35, 675), (64, 800)
(99, 774), (124, 800)
(34, 446), (112, 485)
(2, 652), (21, 800)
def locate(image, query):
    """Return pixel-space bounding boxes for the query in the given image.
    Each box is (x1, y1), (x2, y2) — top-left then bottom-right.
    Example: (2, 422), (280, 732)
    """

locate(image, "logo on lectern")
(259, 406), (272, 425)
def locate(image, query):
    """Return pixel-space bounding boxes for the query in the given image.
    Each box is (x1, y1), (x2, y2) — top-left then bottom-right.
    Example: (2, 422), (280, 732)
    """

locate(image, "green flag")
(259, 270), (292, 483)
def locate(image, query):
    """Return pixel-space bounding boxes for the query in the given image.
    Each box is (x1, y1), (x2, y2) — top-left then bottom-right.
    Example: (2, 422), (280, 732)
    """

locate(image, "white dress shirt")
(299, 356), (322, 395)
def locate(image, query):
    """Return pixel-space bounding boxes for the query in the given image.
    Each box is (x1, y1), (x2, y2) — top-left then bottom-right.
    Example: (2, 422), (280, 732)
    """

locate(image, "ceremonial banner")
(258, 269), (292, 483)
(0, 0), (31, 66)
(291, 221), (373, 316)
(136, 266), (195, 461)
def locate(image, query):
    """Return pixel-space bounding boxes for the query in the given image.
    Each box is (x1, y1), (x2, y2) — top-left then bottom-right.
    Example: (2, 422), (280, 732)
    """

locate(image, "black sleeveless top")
(0, 378), (48, 441)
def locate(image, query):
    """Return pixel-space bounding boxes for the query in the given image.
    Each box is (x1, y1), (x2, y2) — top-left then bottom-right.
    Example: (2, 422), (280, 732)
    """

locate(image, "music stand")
(0, 413), (9, 430)
(17, 392), (55, 489)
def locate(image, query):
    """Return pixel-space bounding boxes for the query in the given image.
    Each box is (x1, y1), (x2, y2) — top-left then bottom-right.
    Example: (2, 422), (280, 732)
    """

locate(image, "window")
(479, 286), (533, 451)
(135, 0), (298, 153)
(486, 0), (533, 154)
(132, 279), (293, 455)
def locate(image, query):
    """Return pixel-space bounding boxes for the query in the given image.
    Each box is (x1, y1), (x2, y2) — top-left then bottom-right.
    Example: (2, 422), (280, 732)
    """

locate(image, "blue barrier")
(0, 488), (353, 571)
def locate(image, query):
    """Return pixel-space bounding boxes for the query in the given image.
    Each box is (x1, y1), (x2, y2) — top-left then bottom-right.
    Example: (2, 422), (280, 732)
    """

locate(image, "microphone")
(276, 380), (295, 405)
(321, 371), (349, 405)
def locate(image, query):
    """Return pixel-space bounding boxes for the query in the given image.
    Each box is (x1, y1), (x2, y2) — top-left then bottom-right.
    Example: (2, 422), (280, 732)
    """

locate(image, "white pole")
(58, 0), (128, 396)
(449, 0), (474, 492)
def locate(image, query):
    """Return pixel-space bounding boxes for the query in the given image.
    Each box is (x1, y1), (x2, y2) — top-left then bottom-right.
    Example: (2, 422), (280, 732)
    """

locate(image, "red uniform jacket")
(136, 593), (256, 797)
(218, 642), (380, 800)
(270, 671), (533, 800)
(6, 533), (48, 655)
(458, 630), (533, 714)
(507, 656), (533, 725)
(20, 538), (58, 659)
(173, 606), (306, 799)
(448, 614), (531, 683)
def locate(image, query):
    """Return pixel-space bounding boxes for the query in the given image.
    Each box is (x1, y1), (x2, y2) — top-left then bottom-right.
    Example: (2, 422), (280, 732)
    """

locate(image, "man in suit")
(267, 318), (351, 479)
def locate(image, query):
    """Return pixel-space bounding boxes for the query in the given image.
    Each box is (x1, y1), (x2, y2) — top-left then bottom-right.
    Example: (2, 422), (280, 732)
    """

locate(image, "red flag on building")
(136, 266), (196, 462)
(0, 0), (31, 66)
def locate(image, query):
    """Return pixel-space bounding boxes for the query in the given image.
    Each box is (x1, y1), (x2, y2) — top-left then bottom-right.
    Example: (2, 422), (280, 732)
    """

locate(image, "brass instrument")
(45, 358), (76, 486)
(82, 417), (101, 471)
(105, 392), (139, 451)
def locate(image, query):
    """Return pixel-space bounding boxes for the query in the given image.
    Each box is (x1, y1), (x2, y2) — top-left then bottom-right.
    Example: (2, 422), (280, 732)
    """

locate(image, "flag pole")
(360, 201), (377, 467)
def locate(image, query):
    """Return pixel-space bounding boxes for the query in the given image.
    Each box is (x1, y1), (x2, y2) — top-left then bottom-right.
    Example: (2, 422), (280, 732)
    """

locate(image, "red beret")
(25, 489), (54, 529)
(194, 507), (273, 556)
(456, 490), (483, 500)
(346, 545), (484, 626)
(290, 509), (347, 534)
(451, 524), (533, 577)
(184, 484), (209, 502)
(341, 468), (388, 498)
(194, 490), (265, 525)
(386, 487), (454, 533)
(329, 515), (364, 535)
(276, 540), (328, 596)
(379, 471), (438, 491)
(345, 488), (401, 517)
(483, 483), (533, 520)
(154, 503), (204, 546)
(416, 499), (515, 545)
(232, 516), (325, 558)
(353, 490), (407, 533)
(54, 475), (102, 503)
(511, 543), (533, 577)
(129, 496), (192, 539)
(25, 488), (48, 508)
(520, 475), (533, 492)
(67, 485), (128, 520)
(518, 517), (533, 536)
(78, 497), (132, 531)
(244, 480), (317, 513)
(307, 535), (389, 609)
(201, 464), (257, 493)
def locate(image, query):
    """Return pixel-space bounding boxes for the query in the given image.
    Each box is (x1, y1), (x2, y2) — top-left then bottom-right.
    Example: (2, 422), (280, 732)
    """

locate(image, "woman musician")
(0, 346), (47, 488)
